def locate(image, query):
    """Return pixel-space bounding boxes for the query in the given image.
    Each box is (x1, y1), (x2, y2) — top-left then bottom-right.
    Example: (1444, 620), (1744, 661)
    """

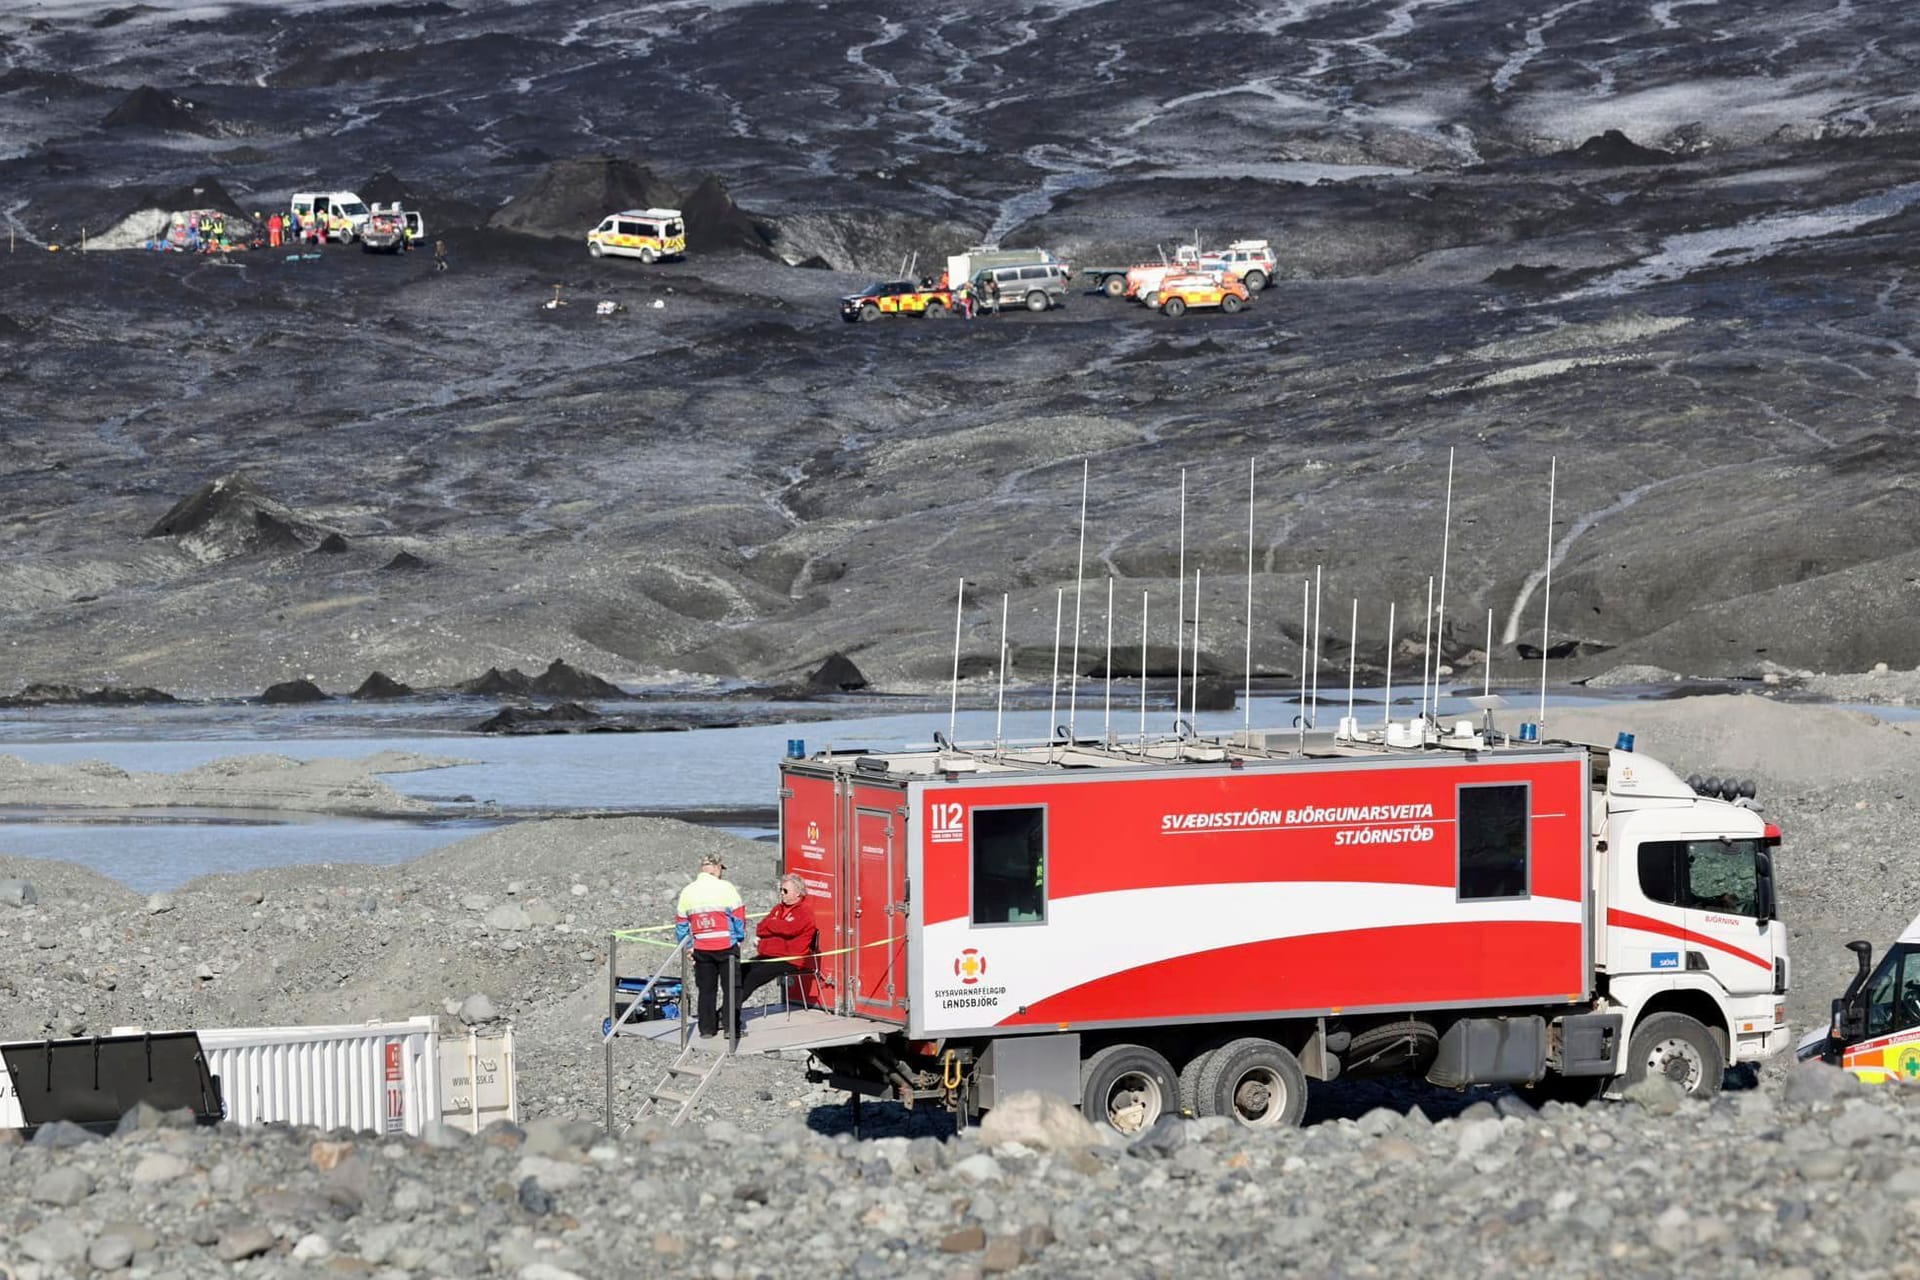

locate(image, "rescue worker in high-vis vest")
(675, 855), (746, 1038)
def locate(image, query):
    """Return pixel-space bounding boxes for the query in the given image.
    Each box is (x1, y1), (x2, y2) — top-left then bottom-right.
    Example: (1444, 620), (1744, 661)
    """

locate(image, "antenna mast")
(947, 577), (964, 747)
(1419, 575), (1434, 726)
(995, 593), (1009, 750)
(1049, 588), (1064, 755)
(1345, 598), (1357, 732)
(1068, 460), (1089, 742)
(1383, 601), (1396, 730)
(1244, 459), (1254, 733)
(1309, 565), (1322, 728)
(1433, 446), (1454, 717)
(1539, 457), (1556, 730)
(1103, 577), (1115, 743)
(1139, 591), (1149, 747)
(1174, 468), (1186, 734)
(1297, 579), (1309, 750)
(1190, 569), (1201, 734)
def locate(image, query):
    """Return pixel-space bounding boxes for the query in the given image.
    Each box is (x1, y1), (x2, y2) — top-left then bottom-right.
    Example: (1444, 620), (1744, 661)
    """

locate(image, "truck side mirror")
(1754, 852), (1775, 923)
(1837, 997), (1865, 1042)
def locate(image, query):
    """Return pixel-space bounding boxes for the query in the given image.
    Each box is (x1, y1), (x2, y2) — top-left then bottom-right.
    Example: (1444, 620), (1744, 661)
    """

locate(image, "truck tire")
(1025, 290), (1049, 312)
(589, 242), (604, 259)
(1623, 1012), (1724, 1099)
(1242, 269), (1267, 292)
(1220, 294), (1243, 314)
(640, 247), (657, 265)
(1195, 1037), (1307, 1129)
(1161, 297), (1187, 318)
(860, 303), (881, 323)
(1142, 290), (1160, 309)
(1103, 275), (1127, 298)
(1081, 1044), (1178, 1137)
(923, 302), (949, 319)
(1176, 1046), (1217, 1117)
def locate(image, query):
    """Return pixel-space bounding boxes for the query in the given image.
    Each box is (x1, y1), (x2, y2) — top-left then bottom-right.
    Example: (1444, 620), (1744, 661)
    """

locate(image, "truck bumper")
(1733, 1024), (1791, 1062)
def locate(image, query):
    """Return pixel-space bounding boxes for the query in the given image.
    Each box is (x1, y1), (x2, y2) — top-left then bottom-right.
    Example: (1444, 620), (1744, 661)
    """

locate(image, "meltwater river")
(0, 686), (1825, 891)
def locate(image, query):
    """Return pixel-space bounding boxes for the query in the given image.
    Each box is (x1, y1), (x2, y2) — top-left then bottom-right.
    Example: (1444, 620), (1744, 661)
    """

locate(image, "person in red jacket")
(731, 875), (818, 1035)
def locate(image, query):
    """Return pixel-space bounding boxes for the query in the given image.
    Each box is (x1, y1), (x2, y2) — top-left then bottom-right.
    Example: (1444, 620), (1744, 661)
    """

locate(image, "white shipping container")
(436, 1026), (519, 1133)
(4, 1017), (519, 1137)
(199, 1017), (441, 1137)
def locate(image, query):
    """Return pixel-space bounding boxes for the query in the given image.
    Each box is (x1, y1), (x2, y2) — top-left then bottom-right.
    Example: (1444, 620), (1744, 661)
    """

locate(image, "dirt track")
(3, 1), (1920, 697)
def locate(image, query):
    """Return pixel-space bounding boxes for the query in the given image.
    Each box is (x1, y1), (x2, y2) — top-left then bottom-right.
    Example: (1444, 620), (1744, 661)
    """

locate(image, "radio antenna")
(1345, 597), (1357, 731)
(995, 592), (1009, 750)
(1297, 578), (1309, 751)
(1243, 458), (1254, 733)
(1539, 457), (1556, 731)
(1049, 587), (1064, 755)
(1068, 459), (1089, 742)
(1433, 446), (1454, 717)
(1309, 564), (1322, 728)
(1190, 569), (1201, 735)
(1484, 607), (1493, 699)
(1103, 576), (1115, 743)
(947, 577), (964, 747)
(1174, 468), (1186, 734)
(1383, 601), (1396, 730)
(1139, 590), (1149, 748)
(1419, 575), (1434, 726)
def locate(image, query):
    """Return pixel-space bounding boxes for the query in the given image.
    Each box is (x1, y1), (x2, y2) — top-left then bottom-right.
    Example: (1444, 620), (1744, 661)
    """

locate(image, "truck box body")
(783, 746), (1591, 1039)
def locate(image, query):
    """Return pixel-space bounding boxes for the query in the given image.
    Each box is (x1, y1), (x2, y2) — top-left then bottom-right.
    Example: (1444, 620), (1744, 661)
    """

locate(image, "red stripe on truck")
(1606, 908), (1772, 971)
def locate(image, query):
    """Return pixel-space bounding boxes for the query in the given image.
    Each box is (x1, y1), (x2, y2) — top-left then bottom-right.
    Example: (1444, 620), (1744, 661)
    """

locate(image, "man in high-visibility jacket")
(675, 855), (746, 1038)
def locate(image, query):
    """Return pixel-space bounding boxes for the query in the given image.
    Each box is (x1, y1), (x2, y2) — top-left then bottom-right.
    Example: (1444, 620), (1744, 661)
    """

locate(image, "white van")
(586, 208), (686, 263)
(290, 191), (372, 239)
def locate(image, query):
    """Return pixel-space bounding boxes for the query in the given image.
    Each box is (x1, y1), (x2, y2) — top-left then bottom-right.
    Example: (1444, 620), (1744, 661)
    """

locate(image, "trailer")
(759, 720), (1788, 1133)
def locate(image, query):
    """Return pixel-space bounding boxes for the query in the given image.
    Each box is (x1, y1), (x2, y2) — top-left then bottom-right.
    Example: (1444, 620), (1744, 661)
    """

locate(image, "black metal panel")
(2, 1032), (222, 1136)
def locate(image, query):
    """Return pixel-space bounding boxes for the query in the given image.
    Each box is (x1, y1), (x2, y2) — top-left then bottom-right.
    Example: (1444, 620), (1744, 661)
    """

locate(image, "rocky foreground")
(2, 1066), (1918, 1279)
(2, 694), (1920, 1275)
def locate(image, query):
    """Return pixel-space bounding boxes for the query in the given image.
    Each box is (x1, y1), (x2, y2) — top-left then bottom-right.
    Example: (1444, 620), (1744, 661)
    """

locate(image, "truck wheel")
(589, 242), (604, 259)
(1220, 294), (1243, 314)
(1623, 1012), (1724, 1099)
(860, 303), (881, 323)
(1081, 1044), (1178, 1137)
(1161, 297), (1187, 318)
(1176, 1046), (1218, 1117)
(924, 302), (949, 319)
(1025, 290), (1049, 312)
(1142, 290), (1160, 309)
(1242, 269), (1267, 292)
(640, 247), (657, 265)
(1104, 275), (1127, 298)
(1195, 1037), (1307, 1129)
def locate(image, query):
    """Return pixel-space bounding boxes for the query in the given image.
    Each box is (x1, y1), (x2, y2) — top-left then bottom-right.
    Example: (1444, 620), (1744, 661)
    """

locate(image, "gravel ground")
(4, 694), (1920, 1276)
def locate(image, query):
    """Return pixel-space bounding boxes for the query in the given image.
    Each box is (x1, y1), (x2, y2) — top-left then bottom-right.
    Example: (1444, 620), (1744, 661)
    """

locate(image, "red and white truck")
(780, 724), (1789, 1131)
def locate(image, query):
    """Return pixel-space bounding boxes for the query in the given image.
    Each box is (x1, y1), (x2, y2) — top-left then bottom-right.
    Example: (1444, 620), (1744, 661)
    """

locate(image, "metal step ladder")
(633, 1043), (728, 1127)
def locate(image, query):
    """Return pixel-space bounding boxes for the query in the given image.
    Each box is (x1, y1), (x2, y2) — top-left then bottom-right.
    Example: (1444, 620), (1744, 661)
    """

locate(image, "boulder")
(352, 671), (415, 699)
(261, 678), (327, 705)
(0, 878), (38, 908)
(976, 1091), (1106, 1152)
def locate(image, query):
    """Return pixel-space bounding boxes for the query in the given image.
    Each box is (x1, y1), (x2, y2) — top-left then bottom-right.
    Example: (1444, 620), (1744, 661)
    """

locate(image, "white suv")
(1199, 240), (1274, 291)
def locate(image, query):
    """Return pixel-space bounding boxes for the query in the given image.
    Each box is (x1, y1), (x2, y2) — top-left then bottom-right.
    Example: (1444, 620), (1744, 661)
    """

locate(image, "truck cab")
(1597, 750), (1789, 1088)
(1800, 916), (1920, 1082)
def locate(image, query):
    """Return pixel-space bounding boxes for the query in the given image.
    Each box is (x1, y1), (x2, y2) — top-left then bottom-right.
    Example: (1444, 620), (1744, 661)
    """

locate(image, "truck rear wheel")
(1025, 290), (1049, 312)
(1103, 275), (1126, 298)
(1623, 1012), (1724, 1099)
(1242, 269), (1267, 292)
(924, 302), (949, 319)
(1195, 1038), (1307, 1129)
(1161, 297), (1187, 318)
(1081, 1044), (1178, 1137)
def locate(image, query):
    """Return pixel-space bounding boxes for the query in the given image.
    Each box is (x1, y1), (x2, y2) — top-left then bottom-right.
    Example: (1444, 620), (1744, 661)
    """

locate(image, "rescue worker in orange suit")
(267, 213), (282, 248)
(729, 875), (819, 1036)
(675, 856), (746, 1039)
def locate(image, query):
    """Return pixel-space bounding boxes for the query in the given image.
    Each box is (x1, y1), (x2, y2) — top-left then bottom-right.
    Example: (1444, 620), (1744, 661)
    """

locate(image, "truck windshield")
(1860, 945), (1920, 1040)
(340, 201), (368, 217)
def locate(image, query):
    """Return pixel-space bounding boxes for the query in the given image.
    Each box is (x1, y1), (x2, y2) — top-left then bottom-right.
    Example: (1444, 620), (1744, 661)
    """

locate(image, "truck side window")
(1639, 839), (1761, 916)
(1638, 842), (1681, 907)
(1897, 948), (1920, 1035)
(1458, 783), (1529, 899)
(1863, 952), (1900, 1039)
(972, 806), (1046, 926)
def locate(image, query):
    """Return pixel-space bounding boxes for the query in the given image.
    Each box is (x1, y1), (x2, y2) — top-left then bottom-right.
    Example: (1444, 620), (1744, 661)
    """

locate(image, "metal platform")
(628, 1006), (895, 1057)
